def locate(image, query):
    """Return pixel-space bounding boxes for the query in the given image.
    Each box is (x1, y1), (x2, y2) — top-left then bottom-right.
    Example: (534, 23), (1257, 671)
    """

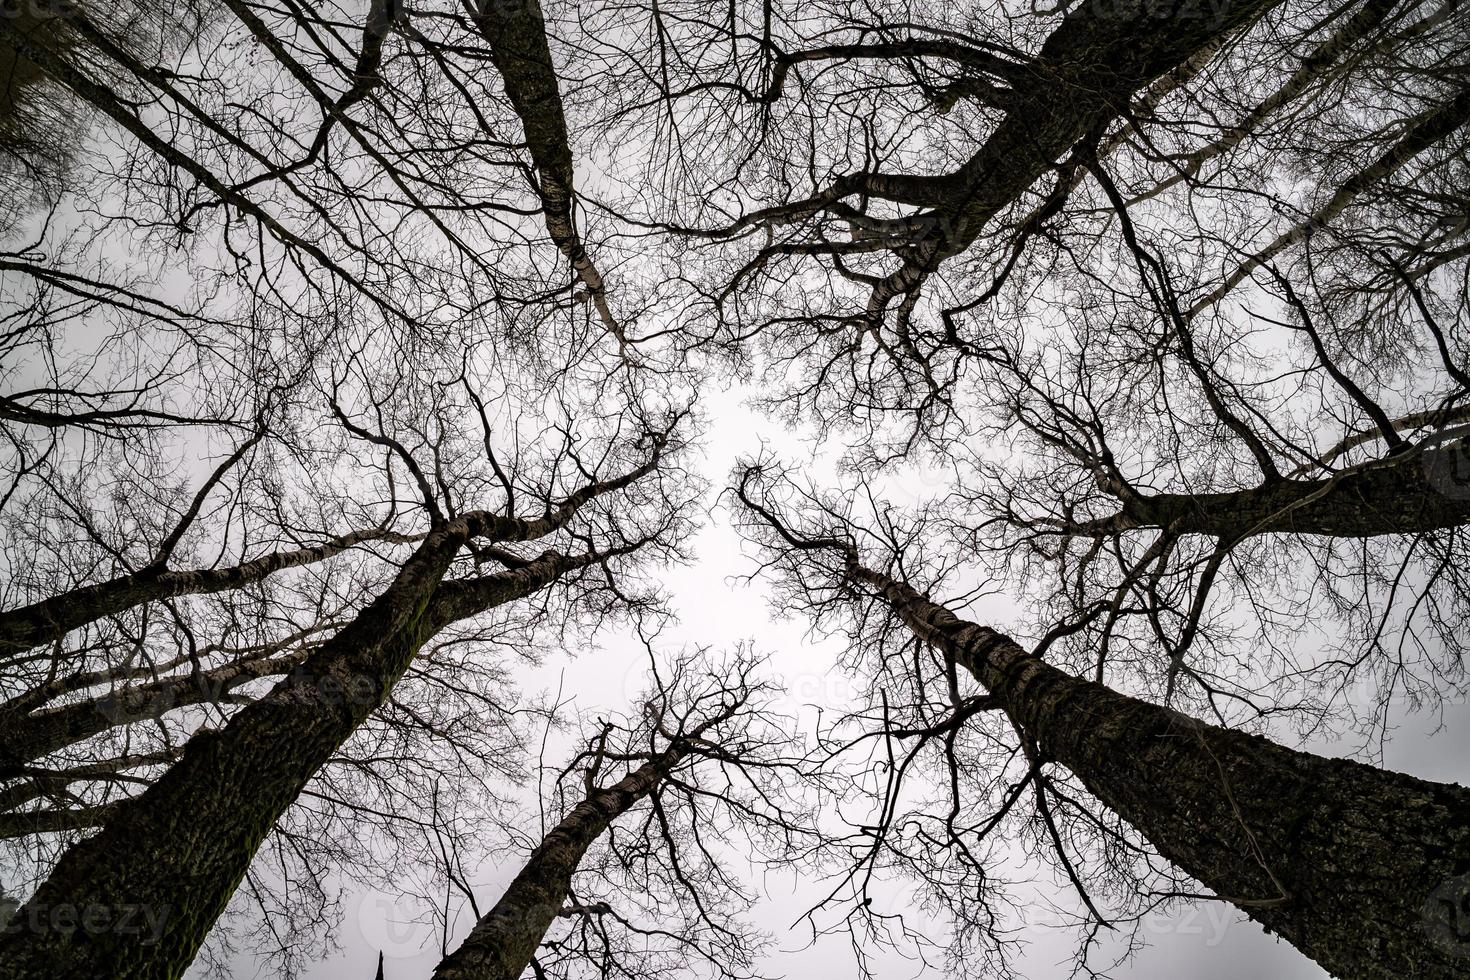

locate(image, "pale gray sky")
(199, 385), (1470, 980)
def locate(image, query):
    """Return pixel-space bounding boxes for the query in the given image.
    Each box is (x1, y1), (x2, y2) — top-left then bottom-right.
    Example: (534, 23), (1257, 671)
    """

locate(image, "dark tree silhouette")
(434, 651), (813, 980)
(0, 403), (694, 979)
(2, 0), (1467, 977)
(733, 460), (1470, 979)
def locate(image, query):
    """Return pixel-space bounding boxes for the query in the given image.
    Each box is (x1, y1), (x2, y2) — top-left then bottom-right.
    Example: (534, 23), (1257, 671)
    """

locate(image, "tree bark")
(1131, 0), (1403, 204)
(0, 523), (586, 979)
(865, 0), (1289, 309)
(432, 751), (680, 980)
(1090, 437), (1470, 539)
(471, 0), (622, 340)
(848, 560), (1470, 979)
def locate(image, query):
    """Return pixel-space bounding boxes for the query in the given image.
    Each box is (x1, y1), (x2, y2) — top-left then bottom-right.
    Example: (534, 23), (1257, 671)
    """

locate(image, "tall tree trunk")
(848, 561), (1470, 979)
(864, 0), (1289, 309)
(432, 752), (679, 980)
(471, 0), (623, 341)
(0, 526), (579, 979)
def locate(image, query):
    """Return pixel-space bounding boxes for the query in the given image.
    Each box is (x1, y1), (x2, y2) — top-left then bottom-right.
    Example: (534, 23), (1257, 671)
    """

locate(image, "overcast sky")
(198, 384), (1470, 980)
(3, 3), (1465, 978)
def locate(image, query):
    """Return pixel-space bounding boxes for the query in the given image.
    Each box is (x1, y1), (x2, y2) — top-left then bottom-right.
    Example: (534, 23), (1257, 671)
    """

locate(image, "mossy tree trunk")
(1092, 437), (1470, 539)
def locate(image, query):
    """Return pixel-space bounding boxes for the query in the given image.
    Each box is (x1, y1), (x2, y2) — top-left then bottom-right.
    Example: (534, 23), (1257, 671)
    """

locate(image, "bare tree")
(0, 367), (696, 977)
(3, 0), (1468, 977)
(433, 649), (812, 980)
(733, 460), (1470, 979)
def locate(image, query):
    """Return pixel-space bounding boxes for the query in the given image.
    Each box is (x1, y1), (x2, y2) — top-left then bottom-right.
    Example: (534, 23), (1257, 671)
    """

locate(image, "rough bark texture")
(0, 525), (580, 979)
(432, 753), (679, 980)
(850, 563), (1470, 979)
(1100, 437), (1470, 539)
(950, 0), (1277, 238)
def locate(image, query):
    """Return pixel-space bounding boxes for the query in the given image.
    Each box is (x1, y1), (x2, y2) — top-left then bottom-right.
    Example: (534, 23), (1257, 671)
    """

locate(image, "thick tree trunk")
(432, 752), (679, 980)
(864, 0), (1288, 308)
(945, 0), (1282, 245)
(0, 527), (579, 979)
(850, 562), (1470, 979)
(1091, 437), (1470, 539)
